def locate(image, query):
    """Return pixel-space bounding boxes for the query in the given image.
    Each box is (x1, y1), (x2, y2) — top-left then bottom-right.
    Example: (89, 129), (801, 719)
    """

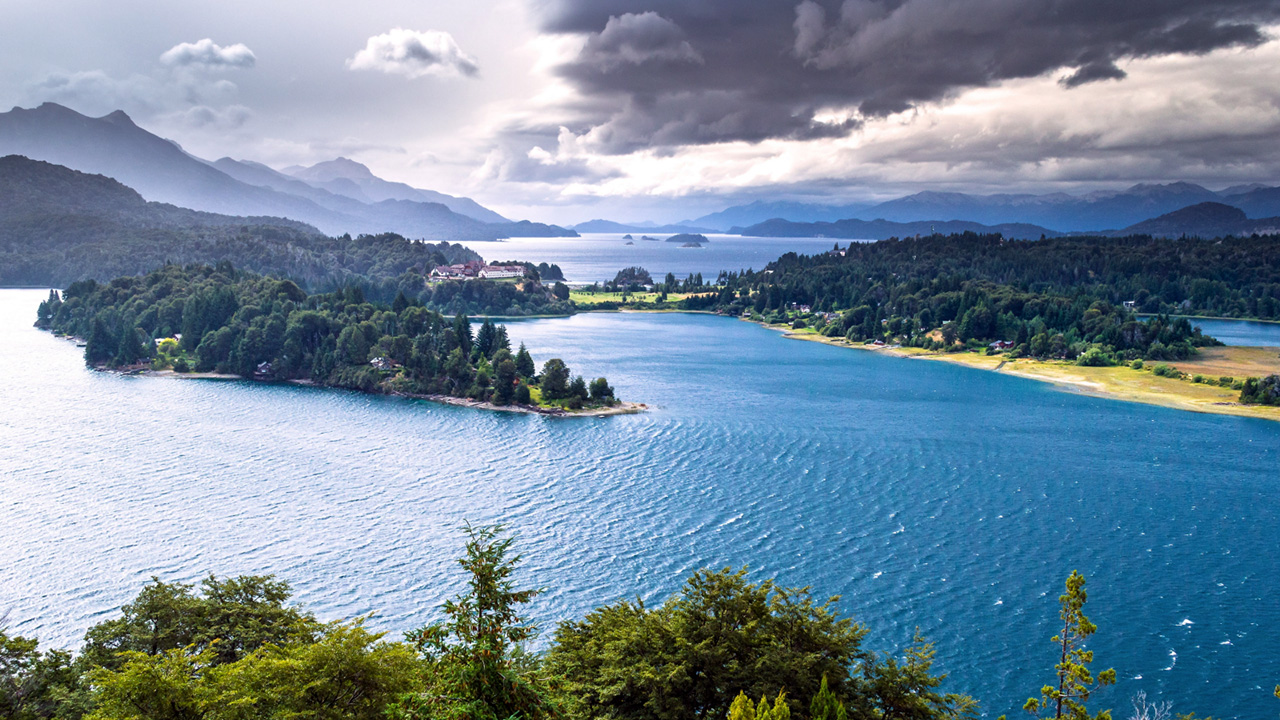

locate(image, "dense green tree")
(1023, 571), (1116, 720)
(1240, 375), (1280, 405)
(454, 314), (473, 357)
(1, 628), (80, 720)
(493, 352), (518, 406)
(515, 343), (536, 378)
(546, 567), (868, 720)
(540, 359), (571, 400)
(589, 377), (615, 404)
(553, 282), (570, 300)
(392, 524), (554, 720)
(79, 575), (319, 671)
(857, 632), (977, 720)
(85, 621), (417, 720)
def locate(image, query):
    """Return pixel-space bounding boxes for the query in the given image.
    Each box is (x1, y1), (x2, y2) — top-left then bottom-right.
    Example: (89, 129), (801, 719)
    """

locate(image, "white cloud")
(346, 28), (479, 79)
(160, 39), (256, 69)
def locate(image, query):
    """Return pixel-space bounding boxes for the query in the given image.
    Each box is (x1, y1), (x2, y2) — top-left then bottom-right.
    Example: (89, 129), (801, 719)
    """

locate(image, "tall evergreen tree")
(1023, 571), (1116, 720)
(515, 344), (536, 378)
(393, 524), (553, 720)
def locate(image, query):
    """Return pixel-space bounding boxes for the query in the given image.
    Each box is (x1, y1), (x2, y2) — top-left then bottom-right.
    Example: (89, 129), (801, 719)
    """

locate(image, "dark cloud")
(579, 12), (703, 71)
(535, 0), (1280, 151)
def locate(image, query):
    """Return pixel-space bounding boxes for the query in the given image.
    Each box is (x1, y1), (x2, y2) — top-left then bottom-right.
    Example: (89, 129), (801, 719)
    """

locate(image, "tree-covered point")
(35, 263), (618, 411)
(720, 233), (1280, 319)
(690, 233), (1278, 364)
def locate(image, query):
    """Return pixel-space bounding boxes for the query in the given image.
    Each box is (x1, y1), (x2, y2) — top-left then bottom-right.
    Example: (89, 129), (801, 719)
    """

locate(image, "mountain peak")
(99, 109), (136, 127)
(292, 157), (376, 182)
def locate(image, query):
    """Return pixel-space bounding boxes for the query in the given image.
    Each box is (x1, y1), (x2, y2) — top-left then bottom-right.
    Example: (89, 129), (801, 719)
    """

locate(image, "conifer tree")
(1023, 571), (1116, 720)
(393, 524), (552, 720)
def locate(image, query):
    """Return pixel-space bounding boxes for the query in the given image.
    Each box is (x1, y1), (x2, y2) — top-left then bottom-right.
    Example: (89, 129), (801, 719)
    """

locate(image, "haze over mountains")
(693, 183), (1280, 235)
(3, 102), (1278, 244)
(0, 155), (481, 286)
(0, 103), (573, 242)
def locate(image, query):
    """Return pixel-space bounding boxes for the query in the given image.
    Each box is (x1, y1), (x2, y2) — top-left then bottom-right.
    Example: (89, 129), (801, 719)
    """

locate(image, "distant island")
(35, 265), (641, 416)
(665, 233), (709, 244)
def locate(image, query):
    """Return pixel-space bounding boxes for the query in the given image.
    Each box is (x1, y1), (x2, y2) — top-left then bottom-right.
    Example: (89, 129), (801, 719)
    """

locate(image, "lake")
(1, 288), (1278, 718)
(459, 233), (847, 283)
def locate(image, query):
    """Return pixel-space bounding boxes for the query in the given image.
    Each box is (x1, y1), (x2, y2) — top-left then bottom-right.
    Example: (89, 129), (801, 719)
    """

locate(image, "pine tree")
(515, 343), (536, 378)
(809, 676), (847, 720)
(393, 524), (552, 720)
(1023, 571), (1116, 720)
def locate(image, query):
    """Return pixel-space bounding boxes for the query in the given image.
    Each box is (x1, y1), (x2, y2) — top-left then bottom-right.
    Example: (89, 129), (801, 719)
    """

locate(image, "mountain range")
(0, 154), (481, 286)
(0, 103), (574, 241)
(688, 184), (1280, 234)
(734, 201), (1280, 241)
(571, 219), (718, 234)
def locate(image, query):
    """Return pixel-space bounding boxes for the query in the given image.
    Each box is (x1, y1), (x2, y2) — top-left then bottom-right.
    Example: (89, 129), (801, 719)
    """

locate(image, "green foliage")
(1023, 571), (1116, 720)
(540, 359), (571, 401)
(1, 628), (80, 720)
(857, 631), (978, 720)
(79, 575), (320, 671)
(393, 524), (554, 720)
(1239, 375), (1280, 405)
(728, 691), (792, 720)
(704, 235), (1249, 357)
(589, 377), (615, 404)
(809, 676), (847, 720)
(546, 567), (869, 720)
(85, 621), (417, 720)
(40, 264), (616, 407)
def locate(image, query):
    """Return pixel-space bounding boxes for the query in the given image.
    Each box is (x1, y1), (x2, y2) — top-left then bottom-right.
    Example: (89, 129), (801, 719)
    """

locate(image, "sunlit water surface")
(1, 289), (1278, 718)
(458, 233), (847, 283)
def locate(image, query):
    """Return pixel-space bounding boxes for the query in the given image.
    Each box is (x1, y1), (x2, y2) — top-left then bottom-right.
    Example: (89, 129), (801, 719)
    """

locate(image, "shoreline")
(132, 368), (647, 418)
(60, 335), (645, 418)
(752, 319), (1280, 423)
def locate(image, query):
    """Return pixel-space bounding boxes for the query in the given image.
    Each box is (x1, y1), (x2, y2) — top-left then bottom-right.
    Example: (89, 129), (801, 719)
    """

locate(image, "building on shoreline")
(430, 262), (526, 281)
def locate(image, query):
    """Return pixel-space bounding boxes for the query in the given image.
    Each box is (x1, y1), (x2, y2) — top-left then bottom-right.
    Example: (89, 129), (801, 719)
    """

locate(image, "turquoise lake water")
(1, 288), (1278, 718)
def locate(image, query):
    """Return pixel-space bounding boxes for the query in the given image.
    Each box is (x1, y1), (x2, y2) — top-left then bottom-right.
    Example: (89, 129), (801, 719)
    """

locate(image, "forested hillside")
(0, 155), (481, 288)
(672, 232), (1280, 364)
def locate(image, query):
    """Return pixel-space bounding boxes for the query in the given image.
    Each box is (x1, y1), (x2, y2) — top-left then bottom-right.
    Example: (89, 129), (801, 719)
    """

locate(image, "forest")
(34, 264), (616, 411)
(1, 525), (1233, 720)
(645, 233), (1280, 365)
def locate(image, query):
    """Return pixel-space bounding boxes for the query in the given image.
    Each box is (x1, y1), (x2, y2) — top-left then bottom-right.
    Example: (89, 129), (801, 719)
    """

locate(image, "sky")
(5, 0), (1280, 224)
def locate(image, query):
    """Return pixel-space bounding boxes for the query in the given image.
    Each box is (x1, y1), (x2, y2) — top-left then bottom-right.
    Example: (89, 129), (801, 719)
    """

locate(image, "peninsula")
(35, 264), (639, 417)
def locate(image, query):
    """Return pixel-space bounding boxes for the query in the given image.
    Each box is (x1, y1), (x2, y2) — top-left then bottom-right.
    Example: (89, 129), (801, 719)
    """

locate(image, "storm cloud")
(537, 0), (1280, 151)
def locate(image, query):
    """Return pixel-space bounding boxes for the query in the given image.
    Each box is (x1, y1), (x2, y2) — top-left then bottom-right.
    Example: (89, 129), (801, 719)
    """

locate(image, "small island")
(622, 233), (633, 239)
(665, 233), (709, 244)
(35, 264), (643, 417)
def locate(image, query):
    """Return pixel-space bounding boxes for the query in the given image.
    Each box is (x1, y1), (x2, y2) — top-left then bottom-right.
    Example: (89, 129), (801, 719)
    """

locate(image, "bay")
(1, 289), (1278, 718)
(458, 233), (848, 283)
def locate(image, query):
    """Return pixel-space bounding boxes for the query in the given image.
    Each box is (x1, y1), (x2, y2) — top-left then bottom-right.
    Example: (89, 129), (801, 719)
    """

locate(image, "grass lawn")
(569, 291), (713, 306)
(1168, 346), (1280, 380)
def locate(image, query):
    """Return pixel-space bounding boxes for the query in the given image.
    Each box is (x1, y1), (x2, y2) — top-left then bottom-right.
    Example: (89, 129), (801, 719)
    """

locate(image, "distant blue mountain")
(735, 217), (1059, 241)
(689, 200), (873, 231)
(572, 219), (717, 234)
(1113, 202), (1280, 238)
(694, 182), (1280, 233)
